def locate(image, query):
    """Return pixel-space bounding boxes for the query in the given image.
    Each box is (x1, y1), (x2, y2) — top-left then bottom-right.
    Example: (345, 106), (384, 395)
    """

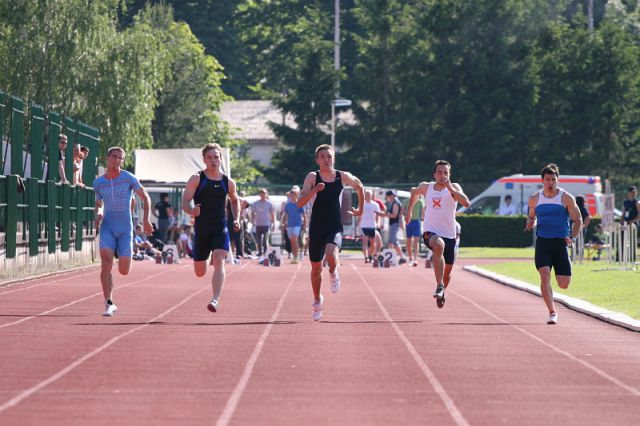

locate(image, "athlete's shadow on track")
(73, 320), (297, 326)
(321, 320), (423, 324)
(441, 322), (537, 326)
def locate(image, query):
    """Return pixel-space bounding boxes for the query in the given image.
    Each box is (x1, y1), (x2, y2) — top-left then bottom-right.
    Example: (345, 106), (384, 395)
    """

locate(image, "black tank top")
(624, 198), (638, 222)
(193, 171), (229, 231)
(310, 170), (343, 234)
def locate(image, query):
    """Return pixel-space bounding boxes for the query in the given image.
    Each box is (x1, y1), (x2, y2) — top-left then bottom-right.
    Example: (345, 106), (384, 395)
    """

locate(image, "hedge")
(456, 215), (602, 247)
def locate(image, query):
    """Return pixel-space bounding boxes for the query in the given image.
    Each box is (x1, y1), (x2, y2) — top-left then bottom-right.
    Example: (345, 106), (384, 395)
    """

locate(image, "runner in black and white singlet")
(525, 163), (581, 325)
(182, 143), (241, 314)
(406, 160), (470, 308)
(297, 144), (364, 321)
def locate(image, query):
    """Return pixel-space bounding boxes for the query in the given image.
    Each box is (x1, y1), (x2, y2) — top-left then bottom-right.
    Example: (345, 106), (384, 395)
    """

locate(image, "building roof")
(220, 100), (295, 143)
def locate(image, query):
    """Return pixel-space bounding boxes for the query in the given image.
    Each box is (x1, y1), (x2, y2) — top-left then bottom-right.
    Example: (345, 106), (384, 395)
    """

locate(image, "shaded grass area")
(480, 262), (640, 319)
(458, 246), (535, 259)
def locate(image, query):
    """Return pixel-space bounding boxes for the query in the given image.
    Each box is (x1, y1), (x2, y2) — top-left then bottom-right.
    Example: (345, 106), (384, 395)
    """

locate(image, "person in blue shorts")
(94, 147), (154, 317)
(281, 186), (306, 263)
(525, 163), (582, 325)
(404, 188), (424, 266)
(182, 143), (241, 313)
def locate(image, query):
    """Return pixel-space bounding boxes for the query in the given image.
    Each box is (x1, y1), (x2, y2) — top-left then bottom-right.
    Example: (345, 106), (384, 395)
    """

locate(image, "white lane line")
(216, 263), (301, 426)
(0, 268), (177, 330)
(351, 264), (470, 426)
(409, 267), (640, 398)
(0, 270), (97, 296)
(0, 263), (247, 413)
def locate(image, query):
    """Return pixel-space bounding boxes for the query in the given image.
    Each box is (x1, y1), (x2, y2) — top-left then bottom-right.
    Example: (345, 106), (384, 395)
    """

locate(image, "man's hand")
(233, 220), (240, 232)
(95, 213), (103, 230)
(524, 217), (536, 231)
(143, 220), (154, 235)
(192, 204), (201, 218)
(313, 183), (326, 193)
(348, 207), (363, 217)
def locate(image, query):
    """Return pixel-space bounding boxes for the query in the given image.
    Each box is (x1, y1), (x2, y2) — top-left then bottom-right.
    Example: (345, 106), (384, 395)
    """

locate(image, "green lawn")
(480, 262), (640, 319)
(458, 246), (535, 259)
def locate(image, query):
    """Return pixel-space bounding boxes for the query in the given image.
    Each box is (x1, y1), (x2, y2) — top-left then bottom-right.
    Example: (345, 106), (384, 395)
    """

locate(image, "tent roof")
(134, 148), (230, 184)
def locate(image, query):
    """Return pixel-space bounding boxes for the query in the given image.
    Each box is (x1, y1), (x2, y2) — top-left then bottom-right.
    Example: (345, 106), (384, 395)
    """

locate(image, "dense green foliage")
(457, 215), (533, 247)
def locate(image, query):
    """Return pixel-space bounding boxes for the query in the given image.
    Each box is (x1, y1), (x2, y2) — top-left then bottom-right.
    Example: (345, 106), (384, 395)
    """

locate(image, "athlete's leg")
(538, 266), (555, 313)
(325, 243), (339, 274)
(117, 256), (132, 276)
(290, 235), (299, 259)
(412, 237), (420, 263)
(429, 236), (446, 285)
(99, 248), (115, 301)
(443, 264), (454, 288)
(406, 236), (413, 263)
(361, 233), (368, 260)
(367, 236), (376, 257)
(194, 260), (207, 277)
(374, 230), (382, 254)
(210, 249), (228, 302)
(556, 275), (571, 289)
(310, 261), (323, 301)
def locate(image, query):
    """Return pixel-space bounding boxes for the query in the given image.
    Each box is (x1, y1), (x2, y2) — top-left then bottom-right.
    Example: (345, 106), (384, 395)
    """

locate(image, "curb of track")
(0, 263), (99, 288)
(464, 265), (640, 333)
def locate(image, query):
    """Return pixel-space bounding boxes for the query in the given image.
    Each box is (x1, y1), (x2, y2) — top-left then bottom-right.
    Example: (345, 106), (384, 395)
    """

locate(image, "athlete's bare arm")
(563, 192), (583, 242)
(340, 171), (364, 216)
(182, 174), (201, 217)
(134, 186), (154, 235)
(524, 193), (538, 231)
(406, 182), (429, 225)
(95, 199), (103, 230)
(447, 182), (470, 208)
(297, 172), (323, 208)
(227, 178), (241, 232)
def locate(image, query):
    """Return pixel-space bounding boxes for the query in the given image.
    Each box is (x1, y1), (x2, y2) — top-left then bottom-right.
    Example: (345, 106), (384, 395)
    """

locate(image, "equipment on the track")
(262, 247), (282, 267)
(372, 250), (395, 268)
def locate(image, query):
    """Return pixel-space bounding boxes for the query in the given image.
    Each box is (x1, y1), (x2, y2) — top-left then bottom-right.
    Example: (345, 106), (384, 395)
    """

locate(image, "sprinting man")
(94, 147), (154, 316)
(406, 160), (470, 308)
(182, 143), (241, 313)
(297, 144), (364, 321)
(525, 163), (582, 325)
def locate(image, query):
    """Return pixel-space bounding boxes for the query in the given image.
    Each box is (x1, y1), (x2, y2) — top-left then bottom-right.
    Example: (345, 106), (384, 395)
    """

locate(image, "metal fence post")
(10, 96), (25, 176)
(61, 184), (71, 252)
(75, 186), (84, 250)
(0, 91), (5, 174)
(6, 175), (18, 258)
(28, 178), (39, 256)
(47, 180), (57, 253)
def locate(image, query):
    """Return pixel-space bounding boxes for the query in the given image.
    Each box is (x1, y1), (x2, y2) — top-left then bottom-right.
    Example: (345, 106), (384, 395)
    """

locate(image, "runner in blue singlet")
(94, 147), (154, 317)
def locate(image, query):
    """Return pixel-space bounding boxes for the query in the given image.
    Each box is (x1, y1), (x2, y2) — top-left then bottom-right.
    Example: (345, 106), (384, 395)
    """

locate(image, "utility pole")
(588, 0), (594, 32)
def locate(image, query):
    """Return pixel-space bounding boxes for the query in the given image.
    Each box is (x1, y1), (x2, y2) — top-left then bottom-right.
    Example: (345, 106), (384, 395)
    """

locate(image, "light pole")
(331, 98), (352, 153)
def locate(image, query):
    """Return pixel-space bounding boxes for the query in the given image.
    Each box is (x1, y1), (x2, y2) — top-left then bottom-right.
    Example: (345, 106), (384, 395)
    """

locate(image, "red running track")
(1, 257), (639, 425)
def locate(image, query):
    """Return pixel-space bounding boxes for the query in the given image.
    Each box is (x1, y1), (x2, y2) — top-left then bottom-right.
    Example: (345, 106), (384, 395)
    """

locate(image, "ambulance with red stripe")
(458, 174), (603, 216)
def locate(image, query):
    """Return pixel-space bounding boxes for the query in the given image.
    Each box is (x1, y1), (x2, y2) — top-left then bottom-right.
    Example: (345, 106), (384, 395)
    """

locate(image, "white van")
(458, 174), (603, 216)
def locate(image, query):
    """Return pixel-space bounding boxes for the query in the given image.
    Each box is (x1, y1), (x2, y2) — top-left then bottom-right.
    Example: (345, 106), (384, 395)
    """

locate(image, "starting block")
(262, 247), (282, 267)
(156, 244), (178, 264)
(373, 249), (396, 268)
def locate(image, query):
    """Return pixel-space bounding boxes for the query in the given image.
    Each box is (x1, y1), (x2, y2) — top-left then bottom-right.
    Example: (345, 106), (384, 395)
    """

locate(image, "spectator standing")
(153, 193), (173, 243)
(251, 188), (275, 258)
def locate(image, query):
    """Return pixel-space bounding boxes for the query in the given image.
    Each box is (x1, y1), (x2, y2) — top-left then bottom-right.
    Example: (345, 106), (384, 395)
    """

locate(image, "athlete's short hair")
(107, 146), (126, 157)
(540, 163), (559, 179)
(315, 144), (333, 158)
(433, 160), (451, 173)
(202, 143), (223, 158)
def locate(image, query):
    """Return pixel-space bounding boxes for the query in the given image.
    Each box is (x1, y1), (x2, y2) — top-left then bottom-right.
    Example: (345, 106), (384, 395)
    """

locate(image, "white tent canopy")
(133, 148), (230, 184)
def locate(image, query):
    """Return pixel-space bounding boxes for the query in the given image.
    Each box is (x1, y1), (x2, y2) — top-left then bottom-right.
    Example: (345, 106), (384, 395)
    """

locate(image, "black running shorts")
(309, 231), (342, 263)
(193, 227), (230, 261)
(535, 237), (572, 276)
(423, 232), (456, 265)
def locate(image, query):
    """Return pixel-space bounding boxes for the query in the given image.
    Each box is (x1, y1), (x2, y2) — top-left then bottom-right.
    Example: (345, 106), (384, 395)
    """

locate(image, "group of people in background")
(55, 133), (91, 187)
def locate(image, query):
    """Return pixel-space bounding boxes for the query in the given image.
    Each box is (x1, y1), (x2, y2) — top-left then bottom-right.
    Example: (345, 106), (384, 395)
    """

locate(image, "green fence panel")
(30, 104), (46, 180)
(28, 178), (39, 256)
(0, 91), (5, 174)
(64, 117), (76, 184)
(78, 122), (99, 185)
(61, 184), (71, 251)
(47, 180), (57, 253)
(47, 112), (61, 181)
(75, 187), (84, 250)
(10, 96), (25, 176)
(6, 175), (18, 258)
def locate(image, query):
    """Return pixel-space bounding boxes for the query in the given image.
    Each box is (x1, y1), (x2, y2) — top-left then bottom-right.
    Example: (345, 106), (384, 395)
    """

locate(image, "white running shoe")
(547, 312), (558, 325)
(330, 272), (341, 294)
(207, 299), (219, 313)
(103, 302), (117, 317)
(312, 295), (324, 321)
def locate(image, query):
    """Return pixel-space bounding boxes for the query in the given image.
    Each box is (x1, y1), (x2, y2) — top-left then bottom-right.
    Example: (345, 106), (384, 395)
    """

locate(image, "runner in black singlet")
(182, 143), (240, 313)
(297, 144), (364, 321)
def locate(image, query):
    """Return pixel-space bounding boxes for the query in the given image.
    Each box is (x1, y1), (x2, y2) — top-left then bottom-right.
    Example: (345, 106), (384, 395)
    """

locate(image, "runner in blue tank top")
(182, 143), (241, 314)
(297, 144), (364, 321)
(94, 147), (154, 317)
(525, 163), (582, 325)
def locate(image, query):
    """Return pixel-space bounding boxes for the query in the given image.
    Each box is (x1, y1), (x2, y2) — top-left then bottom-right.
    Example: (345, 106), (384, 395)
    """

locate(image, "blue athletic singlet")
(192, 171), (230, 261)
(93, 171), (142, 256)
(535, 189), (570, 238)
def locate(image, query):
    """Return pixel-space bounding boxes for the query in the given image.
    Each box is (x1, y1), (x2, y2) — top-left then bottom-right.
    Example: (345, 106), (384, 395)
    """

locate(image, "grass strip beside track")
(480, 262), (640, 319)
(457, 246), (535, 258)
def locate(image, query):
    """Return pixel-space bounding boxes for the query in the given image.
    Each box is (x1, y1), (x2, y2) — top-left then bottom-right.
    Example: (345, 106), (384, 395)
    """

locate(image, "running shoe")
(412, 261), (418, 267)
(330, 271), (341, 294)
(103, 301), (117, 317)
(433, 284), (445, 299)
(399, 258), (408, 265)
(207, 299), (219, 313)
(436, 294), (446, 309)
(312, 295), (324, 321)
(547, 312), (558, 325)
